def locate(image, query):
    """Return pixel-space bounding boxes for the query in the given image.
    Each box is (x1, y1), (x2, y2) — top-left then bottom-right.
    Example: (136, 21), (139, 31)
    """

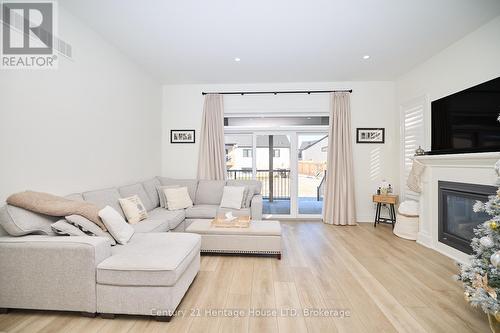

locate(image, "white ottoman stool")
(393, 200), (419, 240)
(186, 219), (282, 259)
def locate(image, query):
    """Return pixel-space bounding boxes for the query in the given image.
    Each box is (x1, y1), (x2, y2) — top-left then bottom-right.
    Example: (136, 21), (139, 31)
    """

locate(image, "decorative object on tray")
(377, 180), (393, 195)
(457, 162), (500, 333)
(170, 129), (195, 143)
(356, 128), (385, 143)
(414, 145), (426, 156)
(212, 212), (251, 228)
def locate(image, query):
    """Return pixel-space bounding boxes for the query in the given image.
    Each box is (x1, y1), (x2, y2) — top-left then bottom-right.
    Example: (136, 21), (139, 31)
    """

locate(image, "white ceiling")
(60, 0), (500, 84)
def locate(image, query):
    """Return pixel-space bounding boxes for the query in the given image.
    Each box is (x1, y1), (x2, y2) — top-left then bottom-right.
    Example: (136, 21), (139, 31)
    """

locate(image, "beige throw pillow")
(164, 187), (193, 210)
(118, 195), (148, 224)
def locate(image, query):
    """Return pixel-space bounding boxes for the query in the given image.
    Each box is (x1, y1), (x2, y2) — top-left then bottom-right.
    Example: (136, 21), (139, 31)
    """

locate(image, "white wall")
(396, 15), (500, 149)
(162, 81), (397, 221)
(0, 7), (162, 201)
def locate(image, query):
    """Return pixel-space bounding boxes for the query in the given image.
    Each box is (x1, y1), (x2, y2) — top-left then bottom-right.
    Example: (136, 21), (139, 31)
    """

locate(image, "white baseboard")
(357, 215), (374, 223)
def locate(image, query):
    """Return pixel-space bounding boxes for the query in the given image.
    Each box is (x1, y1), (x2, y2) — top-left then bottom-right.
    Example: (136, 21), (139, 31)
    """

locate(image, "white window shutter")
(401, 98), (426, 202)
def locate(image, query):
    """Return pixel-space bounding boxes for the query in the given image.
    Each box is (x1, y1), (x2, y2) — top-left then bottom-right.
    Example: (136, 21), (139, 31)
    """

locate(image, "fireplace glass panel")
(438, 181), (497, 254)
(445, 194), (489, 242)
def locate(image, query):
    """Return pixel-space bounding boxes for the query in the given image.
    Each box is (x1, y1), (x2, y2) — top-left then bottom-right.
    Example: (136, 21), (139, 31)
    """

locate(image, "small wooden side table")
(373, 194), (398, 229)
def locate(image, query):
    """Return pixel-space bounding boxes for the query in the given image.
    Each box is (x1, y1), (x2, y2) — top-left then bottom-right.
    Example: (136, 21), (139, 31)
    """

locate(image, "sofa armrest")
(250, 195), (263, 220)
(0, 235), (112, 313)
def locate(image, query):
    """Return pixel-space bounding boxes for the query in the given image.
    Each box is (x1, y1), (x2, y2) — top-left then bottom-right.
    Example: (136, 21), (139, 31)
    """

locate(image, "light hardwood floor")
(0, 222), (490, 333)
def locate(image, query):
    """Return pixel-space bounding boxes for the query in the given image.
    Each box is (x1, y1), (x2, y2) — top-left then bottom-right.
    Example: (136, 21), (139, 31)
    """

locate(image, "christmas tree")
(458, 158), (500, 328)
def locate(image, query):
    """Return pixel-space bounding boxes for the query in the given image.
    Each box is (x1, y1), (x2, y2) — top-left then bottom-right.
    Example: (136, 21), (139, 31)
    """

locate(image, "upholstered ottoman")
(185, 220), (282, 259)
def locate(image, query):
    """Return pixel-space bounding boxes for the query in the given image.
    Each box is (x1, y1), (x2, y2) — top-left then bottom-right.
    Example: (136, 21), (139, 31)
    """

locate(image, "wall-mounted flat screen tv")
(430, 76), (500, 155)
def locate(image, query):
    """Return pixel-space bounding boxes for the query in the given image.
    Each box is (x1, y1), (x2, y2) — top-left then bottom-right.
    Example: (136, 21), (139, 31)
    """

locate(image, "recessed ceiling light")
(234, 57), (241, 62)
(363, 55), (370, 60)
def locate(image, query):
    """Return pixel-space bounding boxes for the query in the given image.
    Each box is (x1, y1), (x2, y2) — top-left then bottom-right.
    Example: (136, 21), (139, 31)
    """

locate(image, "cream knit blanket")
(7, 191), (106, 230)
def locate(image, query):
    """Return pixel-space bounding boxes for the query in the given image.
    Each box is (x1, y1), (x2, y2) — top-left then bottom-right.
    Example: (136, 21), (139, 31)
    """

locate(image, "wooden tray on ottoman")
(211, 216), (251, 228)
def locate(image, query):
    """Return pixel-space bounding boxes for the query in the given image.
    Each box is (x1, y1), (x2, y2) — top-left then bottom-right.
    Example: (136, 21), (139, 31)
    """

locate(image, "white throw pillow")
(156, 185), (180, 208)
(164, 187), (193, 211)
(98, 206), (134, 245)
(220, 186), (246, 210)
(118, 195), (148, 224)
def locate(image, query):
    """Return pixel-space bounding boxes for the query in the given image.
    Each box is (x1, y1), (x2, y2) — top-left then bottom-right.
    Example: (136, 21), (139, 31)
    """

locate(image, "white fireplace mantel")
(414, 152), (500, 263)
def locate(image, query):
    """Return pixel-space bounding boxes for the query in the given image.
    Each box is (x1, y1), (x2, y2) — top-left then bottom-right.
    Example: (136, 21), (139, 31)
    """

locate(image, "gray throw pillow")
(244, 186), (256, 208)
(51, 219), (87, 236)
(241, 187), (249, 208)
(0, 204), (57, 236)
(65, 214), (116, 246)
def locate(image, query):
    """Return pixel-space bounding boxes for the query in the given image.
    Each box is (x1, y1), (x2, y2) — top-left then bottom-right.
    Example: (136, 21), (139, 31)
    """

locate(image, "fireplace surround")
(438, 181), (496, 254)
(413, 152), (500, 263)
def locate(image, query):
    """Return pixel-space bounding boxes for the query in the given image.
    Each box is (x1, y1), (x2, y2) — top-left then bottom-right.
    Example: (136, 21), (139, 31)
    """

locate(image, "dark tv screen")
(431, 76), (500, 155)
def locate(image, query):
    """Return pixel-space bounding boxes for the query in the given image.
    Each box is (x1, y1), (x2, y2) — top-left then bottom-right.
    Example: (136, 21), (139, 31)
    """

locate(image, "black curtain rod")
(201, 89), (352, 96)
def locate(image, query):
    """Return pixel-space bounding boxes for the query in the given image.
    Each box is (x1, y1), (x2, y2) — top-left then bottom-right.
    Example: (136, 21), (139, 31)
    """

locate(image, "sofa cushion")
(195, 180), (225, 205)
(131, 218), (168, 233)
(66, 214), (116, 246)
(141, 177), (161, 208)
(96, 232), (201, 287)
(185, 205), (218, 219)
(158, 178), (198, 202)
(147, 207), (185, 230)
(0, 204), (57, 236)
(83, 188), (124, 218)
(225, 180), (262, 195)
(217, 207), (251, 218)
(51, 219), (87, 236)
(0, 224), (7, 236)
(118, 183), (154, 212)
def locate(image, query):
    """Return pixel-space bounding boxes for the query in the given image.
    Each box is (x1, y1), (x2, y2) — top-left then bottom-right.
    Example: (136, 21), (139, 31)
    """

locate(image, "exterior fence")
(227, 169), (290, 200)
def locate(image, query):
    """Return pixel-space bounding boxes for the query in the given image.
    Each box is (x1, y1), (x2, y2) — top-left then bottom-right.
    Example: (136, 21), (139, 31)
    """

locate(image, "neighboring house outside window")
(243, 149), (252, 158)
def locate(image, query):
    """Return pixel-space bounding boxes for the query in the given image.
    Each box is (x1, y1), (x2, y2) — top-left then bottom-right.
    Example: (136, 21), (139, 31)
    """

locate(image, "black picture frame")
(170, 129), (195, 144)
(356, 128), (385, 144)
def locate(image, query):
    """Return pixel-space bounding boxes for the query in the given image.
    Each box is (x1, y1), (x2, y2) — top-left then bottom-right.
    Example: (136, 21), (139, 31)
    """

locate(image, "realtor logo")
(1, 1), (58, 69)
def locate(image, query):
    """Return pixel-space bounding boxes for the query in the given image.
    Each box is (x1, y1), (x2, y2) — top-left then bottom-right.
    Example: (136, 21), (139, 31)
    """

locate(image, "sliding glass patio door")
(256, 134), (291, 215)
(225, 130), (328, 218)
(297, 133), (328, 215)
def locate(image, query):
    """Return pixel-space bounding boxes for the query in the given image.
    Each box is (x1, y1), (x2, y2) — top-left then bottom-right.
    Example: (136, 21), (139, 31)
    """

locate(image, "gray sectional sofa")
(0, 177), (263, 320)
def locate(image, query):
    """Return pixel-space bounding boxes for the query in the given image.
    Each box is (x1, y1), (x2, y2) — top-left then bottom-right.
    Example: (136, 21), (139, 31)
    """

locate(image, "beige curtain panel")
(323, 92), (357, 225)
(197, 94), (227, 180)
